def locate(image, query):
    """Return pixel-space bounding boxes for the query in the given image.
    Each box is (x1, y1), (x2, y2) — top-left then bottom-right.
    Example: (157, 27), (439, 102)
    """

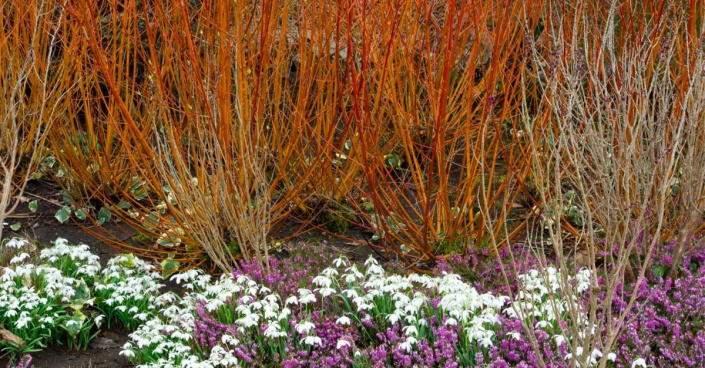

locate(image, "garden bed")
(2, 223), (704, 368)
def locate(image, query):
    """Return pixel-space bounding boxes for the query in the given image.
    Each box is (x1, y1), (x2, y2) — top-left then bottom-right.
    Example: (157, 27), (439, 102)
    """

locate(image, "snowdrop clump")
(1, 237), (165, 358)
(40, 238), (102, 282)
(0, 238), (101, 355)
(331, 257), (511, 353)
(94, 254), (164, 329)
(505, 267), (591, 320)
(504, 266), (604, 366)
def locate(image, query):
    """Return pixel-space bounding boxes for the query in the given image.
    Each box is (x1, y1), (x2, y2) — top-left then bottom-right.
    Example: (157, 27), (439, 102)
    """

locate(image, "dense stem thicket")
(1, 0), (702, 300)
(482, 1), (705, 367)
(1, 0), (76, 242)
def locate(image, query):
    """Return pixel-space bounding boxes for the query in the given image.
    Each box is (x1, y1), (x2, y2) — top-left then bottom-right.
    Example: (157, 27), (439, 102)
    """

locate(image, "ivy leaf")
(70, 279), (91, 311)
(652, 265), (666, 278)
(671, 184), (680, 197)
(55, 206), (72, 224)
(161, 255), (180, 277)
(97, 207), (111, 225)
(385, 154), (401, 168)
(62, 311), (86, 338)
(28, 200), (38, 213)
(62, 191), (74, 205)
(120, 254), (136, 268)
(10, 222), (21, 231)
(75, 208), (88, 221)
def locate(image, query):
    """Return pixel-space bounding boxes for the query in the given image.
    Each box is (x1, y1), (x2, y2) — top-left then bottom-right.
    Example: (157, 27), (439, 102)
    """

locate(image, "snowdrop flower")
(239, 295), (253, 305)
(263, 307), (278, 320)
(15, 315), (32, 329)
(336, 316), (351, 326)
(316, 287), (336, 298)
(356, 302), (373, 312)
(607, 353), (617, 362)
(344, 265), (363, 282)
(477, 335), (494, 348)
(155, 292), (179, 306)
(342, 289), (359, 299)
(393, 292), (411, 306)
(333, 257), (347, 268)
(302, 335), (323, 346)
(444, 318), (457, 326)
(297, 289), (317, 304)
(398, 336), (418, 352)
(209, 346), (239, 366)
(10, 253), (30, 264)
(263, 294), (278, 304)
(504, 306), (518, 318)
(312, 275), (332, 288)
(386, 312), (402, 325)
(236, 314), (260, 329)
(94, 315), (105, 327)
(554, 335), (566, 346)
(5, 238), (29, 249)
(344, 273), (358, 283)
(120, 349), (136, 358)
(590, 349), (603, 365)
(402, 325), (418, 337)
(221, 334), (239, 345)
(295, 321), (315, 334)
(264, 323), (286, 339)
(279, 307), (291, 320)
(39, 316), (54, 324)
(336, 339), (351, 349)
(631, 358), (647, 368)
(575, 269), (592, 293)
(366, 263), (384, 276)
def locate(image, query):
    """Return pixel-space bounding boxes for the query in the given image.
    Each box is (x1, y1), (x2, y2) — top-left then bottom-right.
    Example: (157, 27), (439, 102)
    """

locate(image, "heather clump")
(121, 239), (622, 368)
(608, 244), (705, 367)
(234, 241), (340, 300)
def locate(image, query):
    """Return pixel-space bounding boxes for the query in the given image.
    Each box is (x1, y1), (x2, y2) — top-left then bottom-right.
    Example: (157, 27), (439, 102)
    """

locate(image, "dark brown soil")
(27, 329), (132, 368)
